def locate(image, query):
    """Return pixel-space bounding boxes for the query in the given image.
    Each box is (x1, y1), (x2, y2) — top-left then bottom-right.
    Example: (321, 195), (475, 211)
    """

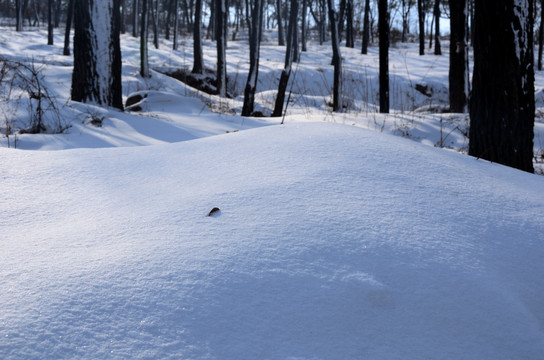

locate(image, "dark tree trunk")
(47, 0), (54, 45)
(434, 0), (441, 55)
(120, 0), (126, 33)
(327, 0), (343, 111)
(216, 0), (227, 97)
(242, 0), (264, 116)
(401, 0), (412, 43)
(469, 0), (535, 173)
(141, 0), (150, 77)
(151, 0), (159, 49)
(361, 0), (370, 54)
(301, 0), (307, 52)
(449, 0), (467, 112)
(192, 0), (205, 73)
(72, 0), (123, 110)
(345, 0), (354, 48)
(63, 0), (75, 55)
(173, 0), (180, 50)
(418, 0), (425, 55)
(276, 0), (285, 45)
(272, 0), (298, 117)
(15, 0), (23, 31)
(133, 0), (139, 37)
(539, 0), (543, 71)
(379, 0), (389, 113)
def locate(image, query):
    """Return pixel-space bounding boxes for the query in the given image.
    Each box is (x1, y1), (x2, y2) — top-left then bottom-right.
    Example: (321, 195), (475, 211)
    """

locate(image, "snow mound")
(1, 122), (543, 359)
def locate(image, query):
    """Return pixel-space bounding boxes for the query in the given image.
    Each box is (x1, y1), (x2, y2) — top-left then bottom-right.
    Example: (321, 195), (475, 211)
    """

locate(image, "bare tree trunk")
(192, 0), (204, 72)
(345, 0), (354, 48)
(539, 0), (543, 71)
(449, 0), (468, 112)
(173, 0), (180, 49)
(272, 0), (298, 117)
(242, 0), (264, 116)
(276, 0), (285, 45)
(361, 0), (370, 54)
(47, 0), (54, 45)
(133, 0), (139, 37)
(418, 0), (425, 55)
(140, 0), (150, 77)
(15, 0), (23, 31)
(327, 0), (343, 111)
(72, 0), (123, 110)
(379, 0), (389, 113)
(301, 0), (307, 52)
(469, 0), (535, 172)
(216, 0), (227, 97)
(434, 0), (441, 55)
(63, 0), (75, 55)
(151, 0), (159, 49)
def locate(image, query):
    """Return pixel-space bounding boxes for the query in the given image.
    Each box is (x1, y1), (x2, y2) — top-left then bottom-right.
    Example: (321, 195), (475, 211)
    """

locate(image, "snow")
(1, 27), (544, 359)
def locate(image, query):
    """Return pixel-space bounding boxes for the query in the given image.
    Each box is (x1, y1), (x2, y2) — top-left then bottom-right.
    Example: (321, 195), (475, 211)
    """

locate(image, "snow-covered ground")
(1, 27), (544, 359)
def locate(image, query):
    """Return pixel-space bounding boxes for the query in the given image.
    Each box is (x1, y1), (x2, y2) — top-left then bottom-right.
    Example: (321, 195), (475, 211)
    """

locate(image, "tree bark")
(434, 0), (441, 55)
(301, 0), (307, 52)
(173, 0), (180, 50)
(469, 0), (535, 173)
(48, 0), (54, 45)
(379, 0), (389, 113)
(140, 0), (150, 77)
(71, 0), (123, 110)
(539, 0), (543, 71)
(361, 0), (370, 54)
(242, 0), (264, 116)
(345, 0), (354, 48)
(272, 0), (298, 117)
(327, 0), (343, 111)
(276, 0), (285, 45)
(417, 0), (425, 55)
(192, 0), (205, 73)
(15, 0), (23, 31)
(216, 0), (227, 97)
(133, 0), (139, 37)
(449, 0), (467, 112)
(63, 0), (75, 55)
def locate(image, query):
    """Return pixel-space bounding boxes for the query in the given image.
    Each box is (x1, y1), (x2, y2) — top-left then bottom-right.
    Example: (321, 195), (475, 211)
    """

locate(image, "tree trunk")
(301, 0), (307, 52)
(272, 0), (298, 117)
(48, 0), (54, 45)
(15, 0), (23, 31)
(434, 0), (441, 55)
(242, 0), (264, 116)
(173, 0), (180, 50)
(276, 0), (285, 45)
(192, 0), (205, 73)
(72, 0), (123, 110)
(449, 0), (467, 112)
(120, 0), (126, 34)
(133, 0), (139, 37)
(216, 0), (227, 97)
(63, 0), (75, 55)
(151, 0), (159, 49)
(417, 0), (425, 55)
(345, 0), (354, 48)
(361, 0), (370, 54)
(327, 0), (343, 111)
(469, 0), (535, 173)
(379, 0), (389, 113)
(539, 0), (543, 71)
(140, 0), (150, 77)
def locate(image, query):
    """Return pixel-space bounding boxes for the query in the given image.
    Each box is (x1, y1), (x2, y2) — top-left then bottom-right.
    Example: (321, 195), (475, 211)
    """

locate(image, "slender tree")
(63, 0), (75, 55)
(216, 0), (228, 97)
(15, 0), (23, 31)
(379, 0), (389, 113)
(133, 0), (139, 37)
(48, 0), (54, 45)
(469, 0), (535, 172)
(433, 0), (441, 55)
(361, 0), (370, 54)
(301, 0), (308, 52)
(449, 0), (468, 112)
(345, 0), (354, 48)
(192, 0), (204, 72)
(272, 0), (298, 117)
(140, 0), (150, 77)
(242, 0), (264, 116)
(327, 0), (343, 111)
(276, 0), (285, 45)
(71, 0), (123, 110)
(173, 0), (180, 50)
(539, 0), (543, 71)
(418, 0), (425, 55)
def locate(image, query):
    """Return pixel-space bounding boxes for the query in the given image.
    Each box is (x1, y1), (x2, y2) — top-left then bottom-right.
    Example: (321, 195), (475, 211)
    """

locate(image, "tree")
(192, 0), (204, 72)
(433, 0), (441, 55)
(173, 0), (180, 50)
(242, 0), (264, 116)
(379, 0), (389, 113)
(48, 0), (54, 45)
(539, 0), (543, 71)
(63, 0), (75, 55)
(469, 0), (535, 173)
(401, 0), (414, 43)
(140, 0), (150, 77)
(15, 0), (23, 31)
(71, 0), (123, 110)
(344, 0), (354, 48)
(133, 0), (139, 37)
(449, 0), (468, 112)
(272, 0), (298, 117)
(301, 0), (308, 52)
(327, 0), (343, 111)
(361, 0), (370, 54)
(275, 0), (285, 45)
(417, 0), (425, 55)
(216, 0), (228, 97)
